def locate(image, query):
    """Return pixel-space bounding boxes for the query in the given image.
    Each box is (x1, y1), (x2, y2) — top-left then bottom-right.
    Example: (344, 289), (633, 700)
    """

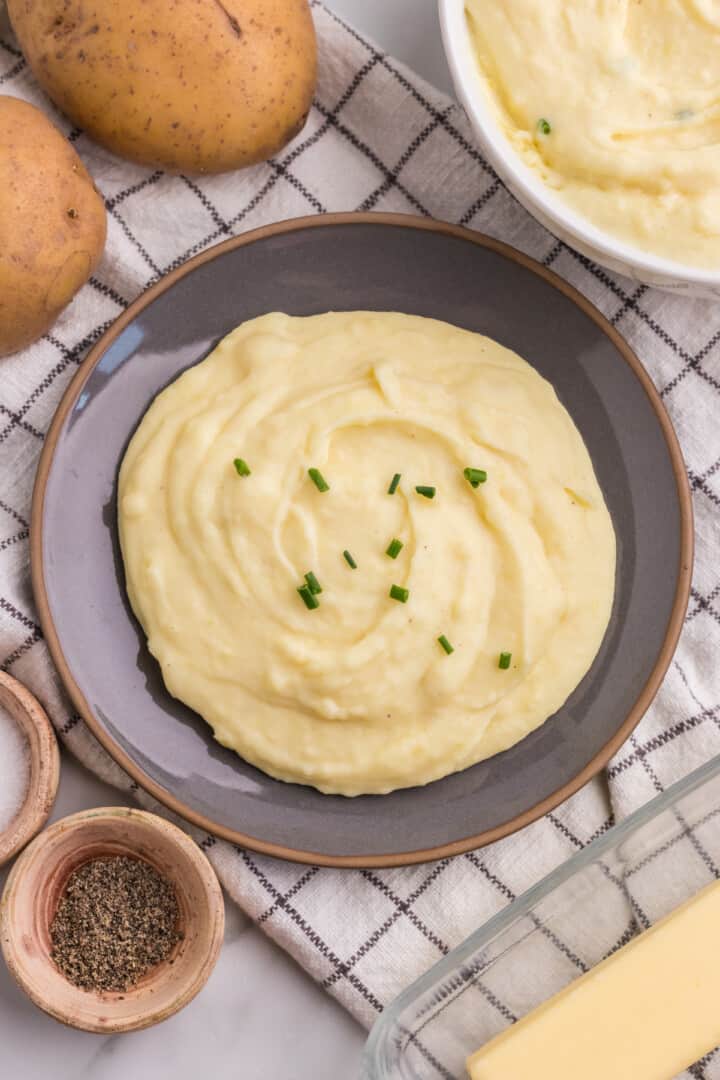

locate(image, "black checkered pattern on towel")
(1, 5), (719, 1074)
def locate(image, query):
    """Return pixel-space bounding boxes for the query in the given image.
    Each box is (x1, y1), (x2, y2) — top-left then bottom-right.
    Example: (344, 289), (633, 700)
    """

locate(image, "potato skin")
(7, 0), (318, 174)
(0, 96), (107, 358)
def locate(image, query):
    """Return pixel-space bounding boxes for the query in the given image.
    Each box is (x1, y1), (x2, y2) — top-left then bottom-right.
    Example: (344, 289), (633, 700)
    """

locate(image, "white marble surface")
(0, 3), (453, 1078)
(331, 0), (453, 95)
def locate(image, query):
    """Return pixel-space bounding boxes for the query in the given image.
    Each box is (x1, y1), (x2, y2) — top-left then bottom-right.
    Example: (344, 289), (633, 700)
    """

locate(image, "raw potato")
(0, 96), (106, 358)
(7, 0), (318, 174)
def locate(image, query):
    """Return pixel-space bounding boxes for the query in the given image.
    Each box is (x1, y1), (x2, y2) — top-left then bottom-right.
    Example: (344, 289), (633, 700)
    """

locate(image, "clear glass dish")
(361, 754), (720, 1079)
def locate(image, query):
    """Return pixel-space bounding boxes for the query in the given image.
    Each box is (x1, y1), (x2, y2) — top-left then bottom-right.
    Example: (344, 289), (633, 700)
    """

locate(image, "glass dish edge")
(360, 752), (720, 1077)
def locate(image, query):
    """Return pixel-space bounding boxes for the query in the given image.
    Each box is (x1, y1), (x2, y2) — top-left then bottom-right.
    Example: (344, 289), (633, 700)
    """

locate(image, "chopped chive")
(233, 457), (251, 476)
(386, 538), (403, 560)
(297, 584), (319, 610)
(388, 472), (401, 495)
(415, 485), (436, 499)
(438, 635), (454, 655)
(389, 584), (409, 603)
(463, 467), (487, 488)
(537, 117), (552, 135)
(308, 468), (329, 492)
(343, 549), (357, 569)
(304, 571), (322, 595)
(498, 651), (512, 670)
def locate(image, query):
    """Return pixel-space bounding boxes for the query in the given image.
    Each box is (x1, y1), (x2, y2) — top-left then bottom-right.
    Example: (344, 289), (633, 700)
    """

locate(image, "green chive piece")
(343, 549), (357, 569)
(233, 457), (251, 476)
(499, 651), (512, 670)
(304, 571), (322, 595)
(386, 538), (403, 560)
(389, 584), (409, 603)
(388, 472), (401, 495)
(308, 468), (329, 492)
(537, 118), (552, 135)
(464, 467), (487, 488)
(415, 486), (436, 499)
(438, 635), (454, 655)
(298, 585), (319, 610)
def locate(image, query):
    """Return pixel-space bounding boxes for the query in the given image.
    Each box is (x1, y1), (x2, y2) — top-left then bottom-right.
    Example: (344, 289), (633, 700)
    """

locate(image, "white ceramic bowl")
(439, 0), (720, 298)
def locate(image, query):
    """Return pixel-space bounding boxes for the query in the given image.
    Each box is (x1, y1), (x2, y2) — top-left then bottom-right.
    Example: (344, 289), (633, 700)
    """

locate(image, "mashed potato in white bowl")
(440, 0), (720, 296)
(119, 311), (615, 796)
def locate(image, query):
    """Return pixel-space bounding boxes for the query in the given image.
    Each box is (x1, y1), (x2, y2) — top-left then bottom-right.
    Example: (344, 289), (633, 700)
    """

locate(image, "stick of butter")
(467, 880), (720, 1080)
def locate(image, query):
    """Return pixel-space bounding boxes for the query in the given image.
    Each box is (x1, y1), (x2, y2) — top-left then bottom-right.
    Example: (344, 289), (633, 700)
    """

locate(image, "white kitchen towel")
(2, 2), (720, 1068)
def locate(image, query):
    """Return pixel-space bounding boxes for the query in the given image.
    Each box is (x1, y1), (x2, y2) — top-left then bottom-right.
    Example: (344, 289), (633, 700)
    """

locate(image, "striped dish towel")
(1, 5), (719, 1073)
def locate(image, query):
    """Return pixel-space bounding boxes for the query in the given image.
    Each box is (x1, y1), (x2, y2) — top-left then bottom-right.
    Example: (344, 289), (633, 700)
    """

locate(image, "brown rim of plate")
(30, 212), (694, 869)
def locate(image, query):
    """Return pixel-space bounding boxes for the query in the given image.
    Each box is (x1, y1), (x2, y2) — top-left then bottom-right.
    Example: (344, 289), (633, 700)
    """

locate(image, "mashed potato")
(466, 0), (720, 267)
(119, 312), (615, 795)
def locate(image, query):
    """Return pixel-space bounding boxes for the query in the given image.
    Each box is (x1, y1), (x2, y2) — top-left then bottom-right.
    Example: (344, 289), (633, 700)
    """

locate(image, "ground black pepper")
(50, 855), (182, 992)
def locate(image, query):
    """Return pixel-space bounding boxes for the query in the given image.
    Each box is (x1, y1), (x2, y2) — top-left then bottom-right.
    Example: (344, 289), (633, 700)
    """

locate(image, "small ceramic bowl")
(439, 0), (720, 298)
(0, 807), (225, 1033)
(0, 672), (60, 868)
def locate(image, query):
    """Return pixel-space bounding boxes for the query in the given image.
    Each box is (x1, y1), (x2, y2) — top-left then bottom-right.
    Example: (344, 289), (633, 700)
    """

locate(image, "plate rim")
(30, 211), (694, 868)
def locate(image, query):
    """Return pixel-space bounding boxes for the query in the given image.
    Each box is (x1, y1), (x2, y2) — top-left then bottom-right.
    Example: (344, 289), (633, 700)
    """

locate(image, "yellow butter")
(468, 880), (720, 1080)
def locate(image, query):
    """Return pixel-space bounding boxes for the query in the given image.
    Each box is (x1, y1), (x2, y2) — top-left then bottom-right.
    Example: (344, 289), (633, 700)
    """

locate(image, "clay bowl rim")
(0, 672), (60, 868)
(0, 806), (225, 1034)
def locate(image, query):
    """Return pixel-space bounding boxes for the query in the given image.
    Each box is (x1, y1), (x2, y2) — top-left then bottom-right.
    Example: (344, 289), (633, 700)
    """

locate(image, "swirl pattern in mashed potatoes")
(119, 312), (615, 795)
(466, 0), (720, 268)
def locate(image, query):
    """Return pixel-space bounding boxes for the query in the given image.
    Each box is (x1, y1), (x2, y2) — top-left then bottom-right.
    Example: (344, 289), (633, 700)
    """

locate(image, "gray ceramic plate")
(32, 214), (692, 867)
